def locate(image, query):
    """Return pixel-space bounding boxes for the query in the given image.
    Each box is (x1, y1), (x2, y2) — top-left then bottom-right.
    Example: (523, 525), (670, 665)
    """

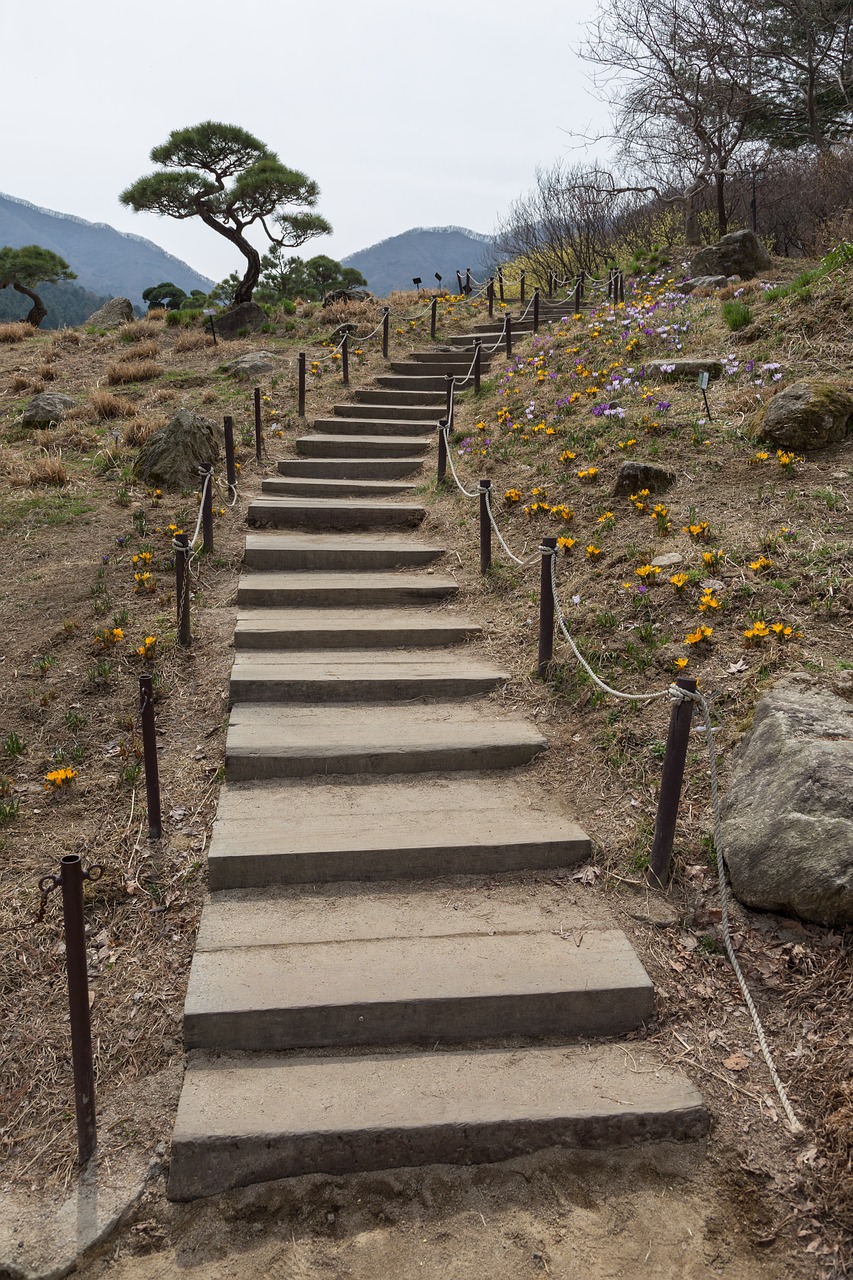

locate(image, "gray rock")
(648, 358), (723, 380)
(690, 230), (772, 280)
(226, 350), (276, 379)
(22, 392), (76, 425)
(678, 275), (729, 294)
(135, 408), (219, 491)
(214, 302), (268, 339)
(85, 298), (135, 328)
(614, 461), (676, 495)
(651, 552), (684, 568)
(751, 379), (853, 451)
(720, 677), (853, 926)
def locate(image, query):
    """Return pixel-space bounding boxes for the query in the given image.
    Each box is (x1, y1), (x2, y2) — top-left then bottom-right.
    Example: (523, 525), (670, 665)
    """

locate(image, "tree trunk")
(716, 173), (728, 239)
(684, 192), (702, 246)
(199, 212), (261, 307)
(13, 282), (46, 327)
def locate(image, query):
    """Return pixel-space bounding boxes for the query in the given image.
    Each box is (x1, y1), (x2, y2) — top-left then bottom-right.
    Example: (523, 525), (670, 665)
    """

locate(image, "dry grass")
(27, 450), (67, 487)
(320, 298), (383, 329)
(173, 332), (213, 354)
(150, 388), (177, 405)
(106, 359), (162, 385)
(118, 321), (161, 344)
(49, 329), (81, 347)
(33, 363), (57, 382)
(122, 417), (160, 448)
(0, 322), (32, 344)
(116, 340), (160, 361)
(87, 390), (138, 421)
(9, 374), (32, 392)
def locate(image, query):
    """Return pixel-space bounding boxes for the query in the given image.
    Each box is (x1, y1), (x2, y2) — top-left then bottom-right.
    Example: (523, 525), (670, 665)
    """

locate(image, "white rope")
(441, 425), (479, 498)
(187, 468), (212, 553)
(484, 487), (540, 566)
(546, 551), (803, 1133)
(226, 479), (238, 508)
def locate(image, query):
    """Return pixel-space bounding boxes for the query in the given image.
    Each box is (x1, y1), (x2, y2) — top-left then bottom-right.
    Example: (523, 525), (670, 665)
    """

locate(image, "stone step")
(261, 476), (417, 499)
(389, 359), (491, 377)
(312, 415), (436, 436)
(169, 1041), (708, 1198)
(353, 388), (445, 407)
(233, 607), (481, 651)
(404, 349), (494, 366)
(376, 374), (464, 393)
(277, 457), (425, 480)
(243, 532), (444, 572)
(182, 892), (654, 1051)
(237, 572), (458, 608)
(229, 650), (508, 703)
(226, 702), (546, 780)
(333, 402), (440, 421)
(296, 434), (430, 458)
(246, 496), (425, 532)
(208, 775), (588, 888)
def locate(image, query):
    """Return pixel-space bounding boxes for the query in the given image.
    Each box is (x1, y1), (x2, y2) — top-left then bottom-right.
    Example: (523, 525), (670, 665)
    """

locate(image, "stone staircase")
(166, 328), (707, 1201)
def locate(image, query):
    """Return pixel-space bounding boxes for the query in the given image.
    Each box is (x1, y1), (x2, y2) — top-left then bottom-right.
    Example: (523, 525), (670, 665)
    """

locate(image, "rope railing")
(434, 437), (803, 1135)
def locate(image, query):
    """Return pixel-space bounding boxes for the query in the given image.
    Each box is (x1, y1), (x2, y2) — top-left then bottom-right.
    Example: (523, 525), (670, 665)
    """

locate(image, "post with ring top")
(382, 307), (390, 358)
(498, 267), (505, 302)
(647, 677), (698, 889)
(342, 333), (349, 386)
(253, 387), (262, 462)
(505, 313), (513, 359)
(479, 479), (491, 575)
(174, 531), (191, 646)
(436, 423), (447, 485)
(487, 278), (494, 319)
(430, 296), (437, 339)
(537, 536), (558, 678)
(533, 288), (539, 334)
(223, 416), (236, 493)
(473, 341), (481, 395)
(520, 270), (526, 304)
(200, 463), (214, 554)
(139, 673), (161, 840)
(297, 353), (306, 417)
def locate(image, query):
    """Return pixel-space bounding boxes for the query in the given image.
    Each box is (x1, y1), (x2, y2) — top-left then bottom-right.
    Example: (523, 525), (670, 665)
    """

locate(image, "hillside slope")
(0, 192), (213, 306)
(342, 225), (492, 295)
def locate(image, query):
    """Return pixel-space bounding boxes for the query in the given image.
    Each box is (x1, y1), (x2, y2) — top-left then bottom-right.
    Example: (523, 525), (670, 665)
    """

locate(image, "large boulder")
(677, 275), (729, 294)
(720, 677), (853, 926)
(614, 461), (675, 495)
(690, 231), (772, 280)
(85, 298), (134, 328)
(214, 302), (268, 340)
(751, 379), (853, 451)
(22, 392), (75, 425)
(225, 350), (276, 379)
(134, 408), (219, 491)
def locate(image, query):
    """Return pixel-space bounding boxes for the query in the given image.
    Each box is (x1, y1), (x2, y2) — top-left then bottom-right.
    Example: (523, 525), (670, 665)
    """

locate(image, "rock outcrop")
(135, 408), (219, 491)
(690, 231), (772, 280)
(751, 380), (853, 451)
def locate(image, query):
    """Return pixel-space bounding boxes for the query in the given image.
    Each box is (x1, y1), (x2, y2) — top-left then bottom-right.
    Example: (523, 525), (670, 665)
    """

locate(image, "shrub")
(107, 360), (161, 384)
(10, 374), (32, 392)
(173, 332), (212, 353)
(722, 299), (753, 331)
(88, 391), (138, 420)
(0, 322), (31, 343)
(117, 339), (159, 360)
(28, 451), (67, 486)
(122, 418), (159, 447)
(118, 321), (160, 344)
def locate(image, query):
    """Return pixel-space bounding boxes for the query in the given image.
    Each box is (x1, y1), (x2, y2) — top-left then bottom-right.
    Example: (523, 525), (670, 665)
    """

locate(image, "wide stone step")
(208, 775), (588, 888)
(243, 531), (443, 572)
(333, 402), (440, 421)
(389, 360), (490, 377)
(354, 388), (445, 407)
(261, 476), (417, 498)
(405, 349), (495, 366)
(182, 892), (654, 1051)
(246, 496), (425, 531)
(297, 433), (429, 457)
(312, 415), (435, 436)
(233, 607), (481, 651)
(237, 572), (458, 608)
(277, 457), (425, 480)
(226, 702), (546, 780)
(169, 1042), (709, 1198)
(376, 375), (460, 393)
(229, 650), (507, 703)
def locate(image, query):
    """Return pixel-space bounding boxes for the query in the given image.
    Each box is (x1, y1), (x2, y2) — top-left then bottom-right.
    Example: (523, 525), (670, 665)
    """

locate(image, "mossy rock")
(751, 379), (853, 451)
(135, 408), (219, 491)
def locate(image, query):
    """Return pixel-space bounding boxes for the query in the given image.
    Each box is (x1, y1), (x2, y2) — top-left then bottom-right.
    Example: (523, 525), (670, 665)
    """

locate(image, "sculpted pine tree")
(120, 122), (332, 308)
(0, 245), (76, 327)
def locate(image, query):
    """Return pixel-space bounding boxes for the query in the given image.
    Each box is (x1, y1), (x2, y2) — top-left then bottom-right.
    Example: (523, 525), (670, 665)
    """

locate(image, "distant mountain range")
(0, 192), (213, 316)
(342, 226), (494, 296)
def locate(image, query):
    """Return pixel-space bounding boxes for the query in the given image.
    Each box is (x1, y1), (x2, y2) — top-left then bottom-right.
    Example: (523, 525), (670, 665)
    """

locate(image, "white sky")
(6, 0), (609, 283)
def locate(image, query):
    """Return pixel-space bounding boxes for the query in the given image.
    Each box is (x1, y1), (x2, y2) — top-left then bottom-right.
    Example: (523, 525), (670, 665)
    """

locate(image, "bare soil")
(0, 281), (850, 1279)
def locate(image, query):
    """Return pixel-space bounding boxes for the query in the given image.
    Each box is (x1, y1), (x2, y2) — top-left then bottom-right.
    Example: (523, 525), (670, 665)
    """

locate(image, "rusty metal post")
(59, 855), (98, 1164)
(382, 307), (390, 358)
(548, 271), (555, 298)
(473, 341), (481, 394)
(175, 532), (191, 646)
(520, 270), (526, 304)
(456, 270), (464, 295)
(445, 373), (453, 427)
(574, 278), (582, 313)
(647, 677), (698, 889)
(297, 353), (306, 417)
(200, 464), (214, 554)
(487, 278), (494, 319)
(465, 268), (472, 295)
(479, 479), (491, 575)
(533, 288), (540, 334)
(341, 333), (349, 386)
(139, 674), (161, 840)
(619, 271), (625, 304)
(253, 386), (262, 462)
(223, 416), (236, 493)
(437, 424), (447, 484)
(430, 297), (437, 339)
(498, 268), (505, 303)
(505, 313), (512, 358)
(537, 537), (558, 678)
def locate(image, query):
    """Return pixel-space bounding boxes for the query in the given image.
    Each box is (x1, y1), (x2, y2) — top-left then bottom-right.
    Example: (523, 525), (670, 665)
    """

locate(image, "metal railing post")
(342, 333), (349, 386)
(487, 278), (494, 319)
(533, 288), (540, 334)
(479, 479), (492, 574)
(437, 424), (447, 484)
(297, 353), (306, 417)
(520, 270), (526, 304)
(200, 463), (214, 554)
(175, 532), (191, 646)
(473, 341), (481, 394)
(430, 296), (437, 339)
(253, 386), (262, 462)
(223, 416), (236, 492)
(537, 538), (558, 678)
(139, 673), (161, 840)
(58, 855), (99, 1164)
(382, 308), (390, 358)
(647, 677), (698, 889)
(505, 313), (513, 359)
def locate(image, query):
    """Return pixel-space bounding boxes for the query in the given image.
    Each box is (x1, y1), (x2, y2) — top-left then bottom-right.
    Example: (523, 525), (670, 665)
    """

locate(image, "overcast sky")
(5, 0), (609, 284)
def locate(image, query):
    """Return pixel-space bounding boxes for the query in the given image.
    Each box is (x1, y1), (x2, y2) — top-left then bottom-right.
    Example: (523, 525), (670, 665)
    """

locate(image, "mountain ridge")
(342, 226), (494, 296)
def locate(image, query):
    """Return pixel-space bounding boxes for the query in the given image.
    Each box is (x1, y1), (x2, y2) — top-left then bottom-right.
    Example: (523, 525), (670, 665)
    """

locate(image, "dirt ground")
(0, 286), (850, 1279)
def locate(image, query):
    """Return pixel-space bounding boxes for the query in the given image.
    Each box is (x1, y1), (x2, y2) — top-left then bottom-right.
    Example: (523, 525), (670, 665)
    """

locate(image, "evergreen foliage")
(0, 244), (76, 326)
